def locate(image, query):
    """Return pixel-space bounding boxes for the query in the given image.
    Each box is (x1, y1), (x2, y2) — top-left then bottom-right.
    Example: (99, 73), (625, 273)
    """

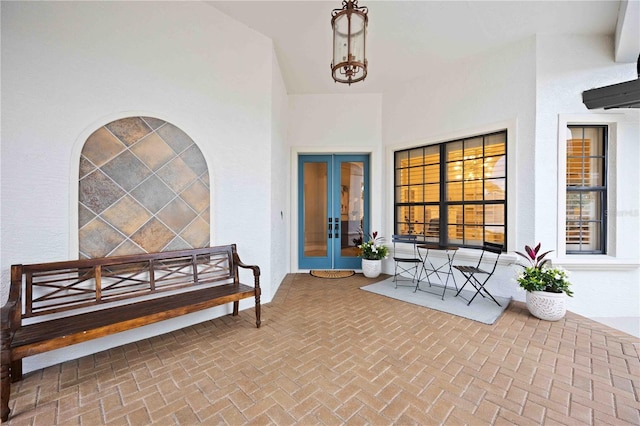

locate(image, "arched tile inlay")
(79, 117), (210, 258)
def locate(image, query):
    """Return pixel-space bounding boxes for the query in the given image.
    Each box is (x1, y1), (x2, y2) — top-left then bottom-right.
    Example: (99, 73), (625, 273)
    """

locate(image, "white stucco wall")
(1, 1), (281, 372)
(288, 94), (384, 271)
(535, 35), (640, 327)
(2, 3), (638, 381)
(380, 34), (639, 327)
(269, 51), (290, 299)
(383, 37), (537, 247)
(381, 37), (537, 300)
(289, 94), (383, 150)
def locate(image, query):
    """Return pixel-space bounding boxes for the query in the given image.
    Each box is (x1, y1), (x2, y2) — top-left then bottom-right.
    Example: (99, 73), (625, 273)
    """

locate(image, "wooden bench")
(0, 244), (261, 422)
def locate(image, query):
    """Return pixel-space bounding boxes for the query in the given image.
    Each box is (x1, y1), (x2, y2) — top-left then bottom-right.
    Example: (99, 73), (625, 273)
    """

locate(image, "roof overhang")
(582, 77), (640, 109)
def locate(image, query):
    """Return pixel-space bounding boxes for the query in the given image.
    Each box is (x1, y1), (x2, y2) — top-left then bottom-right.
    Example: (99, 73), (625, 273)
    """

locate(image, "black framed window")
(566, 125), (607, 254)
(394, 130), (506, 249)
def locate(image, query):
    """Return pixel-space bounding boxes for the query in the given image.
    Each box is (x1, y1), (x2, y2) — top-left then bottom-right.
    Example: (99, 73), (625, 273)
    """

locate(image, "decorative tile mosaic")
(79, 117), (210, 258)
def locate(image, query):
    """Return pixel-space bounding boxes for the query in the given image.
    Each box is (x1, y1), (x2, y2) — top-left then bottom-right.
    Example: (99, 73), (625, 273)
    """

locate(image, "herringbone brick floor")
(6, 273), (640, 425)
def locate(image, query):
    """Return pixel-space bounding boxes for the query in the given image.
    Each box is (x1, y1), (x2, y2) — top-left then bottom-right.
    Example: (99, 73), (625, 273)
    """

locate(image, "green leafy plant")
(517, 266), (573, 296)
(515, 242), (552, 268)
(515, 243), (573, 296)
(357, 231), (389, 260)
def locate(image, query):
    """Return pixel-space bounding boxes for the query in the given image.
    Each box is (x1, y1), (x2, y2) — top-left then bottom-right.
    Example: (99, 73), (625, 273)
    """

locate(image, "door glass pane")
(340, 161), (364, 257)
(303, 162), (327, 257)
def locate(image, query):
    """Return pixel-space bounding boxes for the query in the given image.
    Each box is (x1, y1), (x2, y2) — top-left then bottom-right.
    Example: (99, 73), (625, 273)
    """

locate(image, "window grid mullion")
(566, 125), (607, 254)
(394, 130), (506, 249)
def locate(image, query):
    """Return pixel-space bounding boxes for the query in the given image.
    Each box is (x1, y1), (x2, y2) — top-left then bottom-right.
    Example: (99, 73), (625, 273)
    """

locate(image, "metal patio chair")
(392, 234), (424, 288)
(453, 241), (504, 306)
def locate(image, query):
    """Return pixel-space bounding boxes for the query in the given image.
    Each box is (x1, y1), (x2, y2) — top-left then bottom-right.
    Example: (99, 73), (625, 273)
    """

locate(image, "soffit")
(208, 1), (623, 95)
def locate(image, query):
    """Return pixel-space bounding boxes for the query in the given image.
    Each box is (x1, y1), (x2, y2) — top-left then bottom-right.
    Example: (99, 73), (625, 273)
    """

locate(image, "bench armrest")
(235, 256), (261, 288)
(1, 300), (18, 336)
(1, 265), (23, 335)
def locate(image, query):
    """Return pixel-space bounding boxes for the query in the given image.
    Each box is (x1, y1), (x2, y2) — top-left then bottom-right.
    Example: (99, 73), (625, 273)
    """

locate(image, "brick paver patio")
(6, 273), (640, 424)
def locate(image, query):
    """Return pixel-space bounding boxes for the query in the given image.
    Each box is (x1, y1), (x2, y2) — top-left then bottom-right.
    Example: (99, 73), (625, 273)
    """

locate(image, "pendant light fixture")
(331, 0), (368, 85)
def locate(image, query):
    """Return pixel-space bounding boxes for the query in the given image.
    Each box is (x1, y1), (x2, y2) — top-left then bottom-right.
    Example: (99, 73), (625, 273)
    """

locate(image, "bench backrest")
(11, 245), (240, 320)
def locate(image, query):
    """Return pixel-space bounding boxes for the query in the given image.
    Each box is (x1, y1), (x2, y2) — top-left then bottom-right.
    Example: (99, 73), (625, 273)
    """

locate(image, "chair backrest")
(476, 241), (503, 273)
(392, 234), (419, 257)
(392, 234), (418, 244)
(483, 241), (503, 255)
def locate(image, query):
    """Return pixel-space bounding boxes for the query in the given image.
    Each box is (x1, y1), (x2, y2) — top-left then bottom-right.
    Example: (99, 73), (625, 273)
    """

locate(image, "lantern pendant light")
(331, 0), (368, 85)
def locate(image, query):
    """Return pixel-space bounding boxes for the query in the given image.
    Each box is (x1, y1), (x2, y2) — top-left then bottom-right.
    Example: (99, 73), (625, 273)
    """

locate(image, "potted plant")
(358, 231), (389, 278)
(515, 243), (573, 321)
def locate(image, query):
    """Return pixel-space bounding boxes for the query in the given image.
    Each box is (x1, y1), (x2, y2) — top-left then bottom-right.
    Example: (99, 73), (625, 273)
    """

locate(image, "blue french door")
(298, 154), (370, 270)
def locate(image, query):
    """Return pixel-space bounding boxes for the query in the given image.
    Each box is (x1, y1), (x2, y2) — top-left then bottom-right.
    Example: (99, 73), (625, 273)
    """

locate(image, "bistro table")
(416, 243), (459, 300)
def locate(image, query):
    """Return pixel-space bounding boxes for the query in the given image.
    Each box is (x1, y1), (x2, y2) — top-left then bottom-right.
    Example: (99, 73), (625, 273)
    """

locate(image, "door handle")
(334, 217), (340, 238)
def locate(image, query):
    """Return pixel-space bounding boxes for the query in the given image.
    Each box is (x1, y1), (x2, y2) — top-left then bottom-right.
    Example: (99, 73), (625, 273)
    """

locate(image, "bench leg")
(1, 330), (11, 422)
(233, 301), (239, 316)
(0, 365), (9, 422)
(9, 361), (21, 383)
(255, 289), (261, 328)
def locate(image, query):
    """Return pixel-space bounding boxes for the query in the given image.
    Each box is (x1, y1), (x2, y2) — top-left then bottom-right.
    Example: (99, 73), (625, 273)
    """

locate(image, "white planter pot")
(526, 291), (567, 321)
(361, 259), (382, 278)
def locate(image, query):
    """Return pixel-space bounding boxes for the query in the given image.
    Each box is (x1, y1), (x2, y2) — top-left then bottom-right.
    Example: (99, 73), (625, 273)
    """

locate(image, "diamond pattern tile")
(101, 196), (151, 236)
(156, 123), (194, 154)
(163, 236), (192, 252)
(78, 217), (125, 258)
(141, 116), (166, 130)
(108, 239), (146, 257)
(130, 218), (175, 253)
(130, 133), (176, 171)
(81, 127), (126, 167)
(157, 156), (198, 194)
(180, 145), (208, 177)
(79, 156), (96, 179)
(130, 175), (176, 215)
(105, 117), (152, 146)
(78, 117), (210, 258)
(180, 180), (209, 213)
(101, 150), (152, 192)
(78, 204), (95, 229)
(157, 198), (197, 235)
(79, 170), (126, 214)
(179, 217), (210, 248)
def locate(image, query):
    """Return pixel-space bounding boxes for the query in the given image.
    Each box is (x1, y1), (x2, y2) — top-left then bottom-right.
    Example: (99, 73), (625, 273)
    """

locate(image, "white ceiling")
(209, 1), (631, 95)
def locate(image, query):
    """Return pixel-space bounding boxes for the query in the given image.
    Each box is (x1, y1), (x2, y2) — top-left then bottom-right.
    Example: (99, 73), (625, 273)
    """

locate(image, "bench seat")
(11, 283), (255, 357)
(1, 244), (261, 422)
